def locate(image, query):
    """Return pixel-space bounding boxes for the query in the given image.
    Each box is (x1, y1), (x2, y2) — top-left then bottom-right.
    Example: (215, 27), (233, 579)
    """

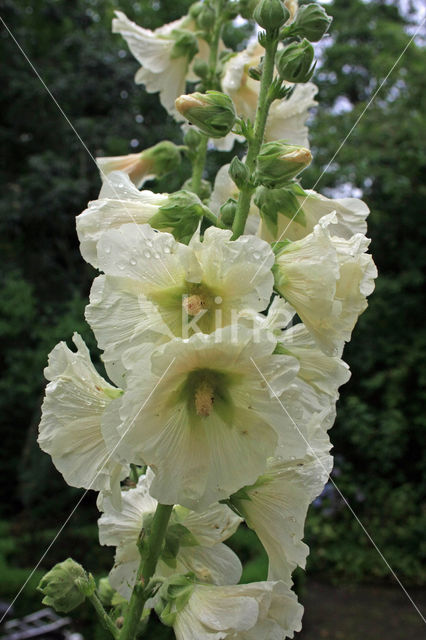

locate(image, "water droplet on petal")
(146, 239), (153, 247)
(253, 252), (260, 260)
(130, 258), (137, 266)
(144, 250), (151, 258)
(104, 246), (111, 254)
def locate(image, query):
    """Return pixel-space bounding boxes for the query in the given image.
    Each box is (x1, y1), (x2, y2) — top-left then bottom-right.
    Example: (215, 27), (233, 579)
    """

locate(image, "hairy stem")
(190, 0), (224, 195)
(232, 36), (279, 239)
(119, 503), (173, 640)
(88, 592), (119, 639)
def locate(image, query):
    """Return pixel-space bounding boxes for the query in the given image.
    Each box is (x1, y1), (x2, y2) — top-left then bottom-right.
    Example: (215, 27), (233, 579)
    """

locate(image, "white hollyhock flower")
(38, 333), (128, 497)
(260, 188), (370, 242)
(278, 323), (351, 400)
(98, 471), (242, 599)
(76, 172), (169, 268)
(86, 223), (275, 383)
(102, 326), (300, 510)
(218, 40), (317, 150)
(171, 580), (303, 640)
(112, 11), (207, 119)
(274, 213), (377, 356)
(209, 164), (260, 234)
(231, 453), (332, 584)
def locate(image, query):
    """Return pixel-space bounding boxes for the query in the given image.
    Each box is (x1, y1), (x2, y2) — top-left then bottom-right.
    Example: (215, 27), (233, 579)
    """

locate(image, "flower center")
(194, 380), (215, 417)
(183, 294), (207, 316)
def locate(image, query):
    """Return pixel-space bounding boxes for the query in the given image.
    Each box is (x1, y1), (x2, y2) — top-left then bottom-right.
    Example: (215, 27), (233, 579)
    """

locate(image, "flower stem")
(190, 0), (224, 195)
(88, 592), (119, 639)
(119, 503), (173, 640)
(232, 36), (279, 239)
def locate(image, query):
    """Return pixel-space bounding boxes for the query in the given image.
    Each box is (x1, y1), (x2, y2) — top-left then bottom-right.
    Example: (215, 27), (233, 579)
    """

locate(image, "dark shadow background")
(1, 1), (425, 638)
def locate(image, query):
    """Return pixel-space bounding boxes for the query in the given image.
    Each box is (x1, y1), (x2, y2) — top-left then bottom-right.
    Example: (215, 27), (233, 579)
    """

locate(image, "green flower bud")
(37, 558), (95, 613)
(220, 198), (237, 226)
(289, 3), (332, 42)
(192, 58), (209, 80)
(239, 0), (259, 20)
(189, 2), (204, 19)
(276, 39), (316, 83)
(182, 177), (212, 202)
(149, 190), (213, 243)
(141, 141), (181, 178)
(171, 30), (198, 61)
(184, 127), (203, 150)
(253, 0), (289, 32)
(97, 577), (115, 607)
(196, 5), (216, 30)
(175, 91), (236, 139)
(229, 156), (249, 190)
(254, 141), (312, 188)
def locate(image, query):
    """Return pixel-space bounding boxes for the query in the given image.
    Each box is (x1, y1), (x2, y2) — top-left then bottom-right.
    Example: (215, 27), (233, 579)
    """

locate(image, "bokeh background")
(1, 0), (425, 638)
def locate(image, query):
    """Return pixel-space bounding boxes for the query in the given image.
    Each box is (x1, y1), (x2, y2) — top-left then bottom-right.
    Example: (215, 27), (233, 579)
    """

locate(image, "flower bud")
(196, 5), (216, 31)
(220, 198), (237, 226)
(182, 177), (212, 201)
(253, 0), (290, 32)
(229, 156), (249, 190)
(289, 3), (332, 42)
(97, 577), (115, 607)
(254, 141), (312, 188)
(175, 91), (236, 139)
(239, 0), (259, 20)
(37, 558), (95, 613)
(189, 2), (204, 19)
(275, 39), (316, 83)
(192, 58), (209, 80)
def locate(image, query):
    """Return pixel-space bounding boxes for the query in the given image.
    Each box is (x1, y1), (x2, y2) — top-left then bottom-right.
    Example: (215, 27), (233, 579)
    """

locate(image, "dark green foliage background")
(0, 0), (425, 630)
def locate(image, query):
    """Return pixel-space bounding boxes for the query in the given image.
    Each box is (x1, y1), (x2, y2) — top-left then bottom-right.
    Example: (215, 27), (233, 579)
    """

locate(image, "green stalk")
(190, 0), (224, 195)
(88, 592), (119, 639)
(119, 503), (173, 640)
(231, 36), (279, 239)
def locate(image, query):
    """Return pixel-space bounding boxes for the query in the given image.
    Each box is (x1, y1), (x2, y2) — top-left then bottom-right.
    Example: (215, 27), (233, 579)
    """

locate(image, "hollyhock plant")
(36, 2), (376, 639)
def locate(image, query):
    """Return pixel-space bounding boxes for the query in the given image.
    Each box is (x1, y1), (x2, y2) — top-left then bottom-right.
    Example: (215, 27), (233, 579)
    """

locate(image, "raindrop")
(105, 246), (111, 254)
(164, 247), (171, 254)
(130, 258), (137, 266)
(143, 250), (151, 258)
(253, 252), (260, 260)
(146, 239), (153, 247)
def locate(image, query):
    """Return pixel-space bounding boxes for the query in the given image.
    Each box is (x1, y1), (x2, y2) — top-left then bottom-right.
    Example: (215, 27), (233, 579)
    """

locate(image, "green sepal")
(271, 239), (293, 255)
(149, 190), (208, 244)
(170, 30), (198, 61)
(103, 387), (124, 400)
(255, 185), (306, 237)
(275, 39), (316, 83)
(154, 574), (196, 627)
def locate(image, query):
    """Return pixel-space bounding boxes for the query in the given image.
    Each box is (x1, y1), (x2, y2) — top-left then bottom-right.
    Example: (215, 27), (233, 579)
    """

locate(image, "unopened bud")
(175, 91), (236, 139)
(37, 558), (95, 613)
(229, 156), (249, 190)
(254, 0), (289, 32)
(289, 3), (332, 42)
(220, 198), (237, 226)
(196, 5), (215, 30)
(255, 141), (312, 188)
(98, 577), (115, 607)
(239, 0), (259, 20)
(189, 2), (204, 19)
(276, 39), (316, 83)
(192, 58), (209, 79)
